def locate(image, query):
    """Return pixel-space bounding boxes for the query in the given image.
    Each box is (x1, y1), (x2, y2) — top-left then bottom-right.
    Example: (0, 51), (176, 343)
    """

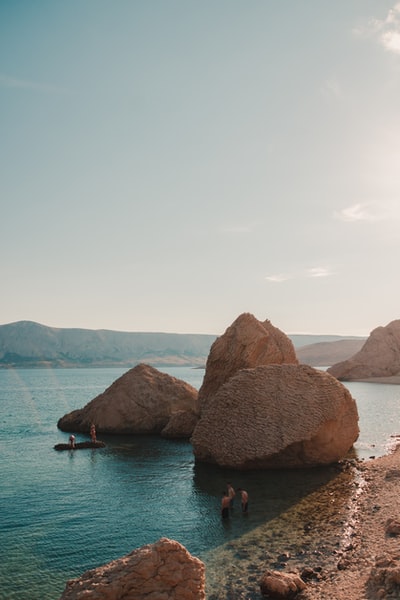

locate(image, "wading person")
(237, 487), (249, 513)
(227, 482), (235, 507)
(221, 491), (230, 519)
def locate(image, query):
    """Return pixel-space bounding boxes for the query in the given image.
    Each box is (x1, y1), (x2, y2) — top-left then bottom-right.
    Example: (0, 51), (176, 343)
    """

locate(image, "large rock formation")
(328, 320), (400, 381)
(198, 313), (298, 407)
(57, 363), (198, 436)
(59, 537), (206, 600)
(191, 364), (359, 469)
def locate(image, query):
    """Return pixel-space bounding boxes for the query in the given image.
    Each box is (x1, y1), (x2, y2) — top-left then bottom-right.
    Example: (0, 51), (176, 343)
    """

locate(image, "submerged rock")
(198, 313), (298, 409)
(54, 441), (106, 451)
(328, 320), (400, 381)
(57, 363), (198, 436)
(59, 537), (206, 600)
(191, 364), (359, 469)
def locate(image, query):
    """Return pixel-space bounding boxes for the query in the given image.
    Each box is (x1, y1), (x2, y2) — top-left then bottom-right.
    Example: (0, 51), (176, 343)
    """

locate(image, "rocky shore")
(203, 445), (400, 599)
(300, 444), (400, 600)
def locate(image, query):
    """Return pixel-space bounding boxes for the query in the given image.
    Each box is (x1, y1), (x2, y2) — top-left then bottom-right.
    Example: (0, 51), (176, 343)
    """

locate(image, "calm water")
(1, 366), (400, 599)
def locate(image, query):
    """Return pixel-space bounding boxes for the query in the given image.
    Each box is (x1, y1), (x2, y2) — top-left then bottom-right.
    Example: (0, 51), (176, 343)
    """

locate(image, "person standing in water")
(237, 488), (249, 513)
(227, 482), (235, 507)
(90, 423), (97, 443)
(69, 434), (76, 449)
(221, 491), (230, 519)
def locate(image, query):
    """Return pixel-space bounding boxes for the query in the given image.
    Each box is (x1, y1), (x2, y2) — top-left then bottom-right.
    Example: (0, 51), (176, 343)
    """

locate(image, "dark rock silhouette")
(54, 441), (106, 451)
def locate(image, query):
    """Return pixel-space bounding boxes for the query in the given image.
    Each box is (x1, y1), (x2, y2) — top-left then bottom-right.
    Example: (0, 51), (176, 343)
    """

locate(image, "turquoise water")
(1, 367), (400, 599)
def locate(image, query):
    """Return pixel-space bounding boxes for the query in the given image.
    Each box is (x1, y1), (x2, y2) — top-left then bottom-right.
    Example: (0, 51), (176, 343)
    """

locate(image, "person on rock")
(90, 423), (97, 443)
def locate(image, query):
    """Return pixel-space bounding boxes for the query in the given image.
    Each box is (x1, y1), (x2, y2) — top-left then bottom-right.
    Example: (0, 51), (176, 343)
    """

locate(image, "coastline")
(300, 444), (400, 599)
(344, 376), (400, 385)
(204, 446), (400, 599)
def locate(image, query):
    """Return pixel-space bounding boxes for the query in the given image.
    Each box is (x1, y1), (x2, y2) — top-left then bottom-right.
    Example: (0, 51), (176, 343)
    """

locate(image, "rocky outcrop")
(328, 320), (400, 381)
(57, 363), (198, 436)
(198, 313), (298, 408)
(191, 364), (359, 469)
(59, 537), (206, 600)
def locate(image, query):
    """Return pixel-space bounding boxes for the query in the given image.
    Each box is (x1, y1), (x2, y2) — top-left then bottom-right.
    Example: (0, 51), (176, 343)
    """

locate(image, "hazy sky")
(2, 1), (400, 336)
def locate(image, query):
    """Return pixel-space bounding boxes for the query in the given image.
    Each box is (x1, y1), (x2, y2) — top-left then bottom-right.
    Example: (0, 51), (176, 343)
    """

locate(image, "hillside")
(296, 338), (366, 367)
(0, 321), (366, 368)
(0, 321), (216, 368)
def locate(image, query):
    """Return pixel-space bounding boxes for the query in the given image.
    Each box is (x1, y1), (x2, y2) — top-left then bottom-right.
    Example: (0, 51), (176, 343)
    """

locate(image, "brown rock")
(198, 313), (297, 408)
(385, 518), (400, 536)
(59, 537), (206, 600)
(328, 320), (400, 381)
(161, 409), (199, 438)
(57, 363), (198, 435)
(191, 364), (359, 469)
(367, 553), (400, 598)
(260, 570), (306, 598)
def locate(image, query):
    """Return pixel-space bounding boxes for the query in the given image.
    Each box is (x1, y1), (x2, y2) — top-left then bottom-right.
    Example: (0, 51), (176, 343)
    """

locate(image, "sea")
(1, 366), (400, 600)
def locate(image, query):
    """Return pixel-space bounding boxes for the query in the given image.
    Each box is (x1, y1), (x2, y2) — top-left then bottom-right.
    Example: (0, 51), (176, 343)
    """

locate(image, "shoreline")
(204, 446), (400, 599)
(341, 376), (400, 385)
(300, 444), (400, 599)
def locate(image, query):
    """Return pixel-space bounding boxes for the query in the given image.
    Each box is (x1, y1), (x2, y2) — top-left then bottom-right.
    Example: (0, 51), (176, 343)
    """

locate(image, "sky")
(1, 1), (400, 337)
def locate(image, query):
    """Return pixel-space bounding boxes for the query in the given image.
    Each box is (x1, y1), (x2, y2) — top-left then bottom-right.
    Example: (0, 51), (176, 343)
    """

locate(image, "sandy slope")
(301, 446), (400, 600)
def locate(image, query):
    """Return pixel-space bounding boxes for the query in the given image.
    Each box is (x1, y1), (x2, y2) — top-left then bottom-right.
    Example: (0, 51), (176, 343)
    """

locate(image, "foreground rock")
(191, 364), (359, 468)
(57, 363), (198, 437)
(328, 319), (400, 381)
(260, 570), (306, 598)
(59, 537), (205, 600)
(198, 313), (298, 408)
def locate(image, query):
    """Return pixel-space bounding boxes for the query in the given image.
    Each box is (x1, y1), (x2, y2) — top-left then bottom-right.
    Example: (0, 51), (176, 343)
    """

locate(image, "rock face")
(59, 537), (206, 600)
(191, 364), (359, 469)
(161, 409), (199, 439)
(328, 320), (400, 381)
(198, 313), (298, 408)
(57, 363), (198, 436)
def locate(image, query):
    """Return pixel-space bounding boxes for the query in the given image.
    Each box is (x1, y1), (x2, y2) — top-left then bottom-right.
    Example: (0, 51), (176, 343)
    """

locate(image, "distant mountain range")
(0, 321), (366, 368)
